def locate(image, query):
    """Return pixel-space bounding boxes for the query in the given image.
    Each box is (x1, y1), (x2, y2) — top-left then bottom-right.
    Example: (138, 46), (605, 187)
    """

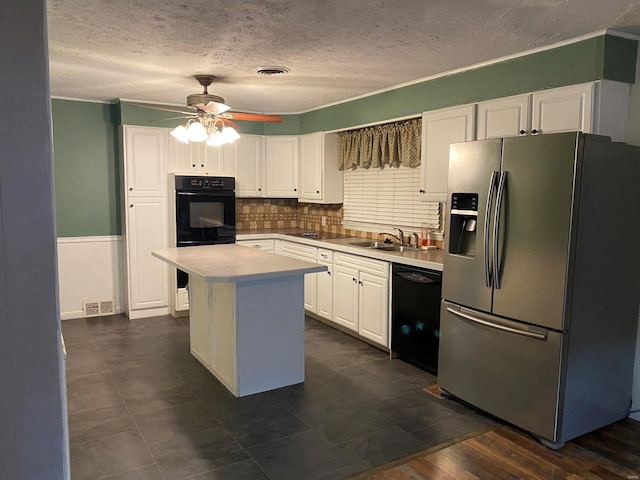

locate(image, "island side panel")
(188, 275), (238, 395)
(211, 282), (237, 392)
(188, 275), (212, 367)
(235, 275), (305, 397)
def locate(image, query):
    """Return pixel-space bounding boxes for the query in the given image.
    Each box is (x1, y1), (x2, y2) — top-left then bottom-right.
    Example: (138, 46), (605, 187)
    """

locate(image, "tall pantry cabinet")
(120, 126), (170, 319)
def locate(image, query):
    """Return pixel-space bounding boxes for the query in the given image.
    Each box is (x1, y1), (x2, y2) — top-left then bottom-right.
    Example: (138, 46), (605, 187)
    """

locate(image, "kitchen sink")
(349, 240), (419, 252)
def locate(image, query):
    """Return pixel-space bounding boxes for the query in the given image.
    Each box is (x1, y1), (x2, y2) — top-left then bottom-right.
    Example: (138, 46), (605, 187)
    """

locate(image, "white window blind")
(343, 166), (441, 234)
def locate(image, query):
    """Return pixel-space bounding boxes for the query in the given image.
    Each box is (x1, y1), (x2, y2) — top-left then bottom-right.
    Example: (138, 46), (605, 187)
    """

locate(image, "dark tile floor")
(63, 314), (494, 480)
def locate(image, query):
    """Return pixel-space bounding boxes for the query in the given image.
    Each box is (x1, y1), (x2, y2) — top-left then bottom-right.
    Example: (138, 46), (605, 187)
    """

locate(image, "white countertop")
(152, 244), (327, 282)
(237, 229), (444, 271)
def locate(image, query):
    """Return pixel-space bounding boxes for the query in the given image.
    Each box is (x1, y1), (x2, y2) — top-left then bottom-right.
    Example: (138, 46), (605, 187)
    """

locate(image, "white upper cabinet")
(124, 126), (168, 197)
(299, 132), (343, 204)
(228, 134), (264, 197)
(532, 83), (594, 135)
(420, 104), (476, 202)
(168, 136), (230, 176)
(299, 133), (322, 201)
(477, 94), (531, 139)
(265, 136), (299, 198)
(479, 81), (630, 142)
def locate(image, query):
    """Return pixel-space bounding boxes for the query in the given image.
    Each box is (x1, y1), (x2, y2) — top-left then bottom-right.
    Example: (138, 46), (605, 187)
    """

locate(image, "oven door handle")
(176, 191), (235, 197)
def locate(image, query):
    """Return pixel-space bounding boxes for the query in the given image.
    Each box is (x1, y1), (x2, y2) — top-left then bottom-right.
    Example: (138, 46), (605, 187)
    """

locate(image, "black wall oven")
(175, 175), (235, 288)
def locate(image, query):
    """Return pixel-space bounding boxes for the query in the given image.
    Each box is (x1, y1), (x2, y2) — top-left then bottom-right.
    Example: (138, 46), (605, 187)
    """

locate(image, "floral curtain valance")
(337, 118), (421, 170)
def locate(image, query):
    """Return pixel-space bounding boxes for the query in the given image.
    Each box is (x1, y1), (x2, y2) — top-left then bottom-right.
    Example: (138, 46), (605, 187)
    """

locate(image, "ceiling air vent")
(257, 66), (290, 76)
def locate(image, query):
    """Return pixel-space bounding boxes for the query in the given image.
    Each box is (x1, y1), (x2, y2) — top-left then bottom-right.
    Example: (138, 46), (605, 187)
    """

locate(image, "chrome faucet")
(379, 232), (403, 244)
(395, 228), (405, 245)
(411, 232), (420, 248)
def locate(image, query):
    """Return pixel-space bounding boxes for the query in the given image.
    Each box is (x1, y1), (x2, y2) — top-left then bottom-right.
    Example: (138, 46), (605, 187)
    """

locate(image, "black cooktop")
(287, 231), (349, 240)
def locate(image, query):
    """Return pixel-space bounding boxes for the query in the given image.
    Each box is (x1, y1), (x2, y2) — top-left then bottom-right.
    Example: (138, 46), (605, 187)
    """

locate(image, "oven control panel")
(175, 175), (235, 191)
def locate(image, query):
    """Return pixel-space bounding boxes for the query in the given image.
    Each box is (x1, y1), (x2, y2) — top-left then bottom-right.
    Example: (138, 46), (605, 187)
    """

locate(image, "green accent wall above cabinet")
(52, 99), (121, 236)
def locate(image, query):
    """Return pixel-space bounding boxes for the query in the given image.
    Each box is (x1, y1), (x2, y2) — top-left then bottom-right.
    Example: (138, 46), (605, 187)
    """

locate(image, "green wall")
(52, 99), (120, 236)
(52, 33), (637, 237)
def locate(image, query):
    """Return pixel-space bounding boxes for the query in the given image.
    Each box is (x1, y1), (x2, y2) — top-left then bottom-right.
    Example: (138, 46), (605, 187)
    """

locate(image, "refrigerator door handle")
(446, 307), (547, 340)
(484, 171), (499, 288)
(493, 171), (507, 289)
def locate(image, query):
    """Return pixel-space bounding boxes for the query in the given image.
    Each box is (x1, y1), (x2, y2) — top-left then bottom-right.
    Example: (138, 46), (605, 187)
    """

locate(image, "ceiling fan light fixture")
(170, 125), (190, 144)
(221, 126), (240, 143)
(187, 121), (207, 142)
(206, 132), (224, 147)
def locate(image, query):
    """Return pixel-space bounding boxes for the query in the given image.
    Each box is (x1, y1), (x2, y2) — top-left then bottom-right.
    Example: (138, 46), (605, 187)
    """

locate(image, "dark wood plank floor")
(353, 419), (640, 480)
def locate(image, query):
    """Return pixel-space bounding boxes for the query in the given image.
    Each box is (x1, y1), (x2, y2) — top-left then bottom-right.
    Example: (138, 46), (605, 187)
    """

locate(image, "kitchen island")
(152, 244), (326, 397)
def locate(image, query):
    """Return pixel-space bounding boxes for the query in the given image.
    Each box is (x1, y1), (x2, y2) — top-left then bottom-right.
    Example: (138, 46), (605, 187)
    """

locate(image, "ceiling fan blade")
(219, 118), (240, 130)
(147, 115), (194, 123)
(201, 101), (231, 115)
(129, 104), (194, 116)
(225, 112), (283, 123)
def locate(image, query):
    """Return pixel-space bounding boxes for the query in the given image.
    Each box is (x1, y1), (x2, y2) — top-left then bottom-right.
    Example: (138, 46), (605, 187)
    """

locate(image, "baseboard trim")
(126, 306), (170, 320)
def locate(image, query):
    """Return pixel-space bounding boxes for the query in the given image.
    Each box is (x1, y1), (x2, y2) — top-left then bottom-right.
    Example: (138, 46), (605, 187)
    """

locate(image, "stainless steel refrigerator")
(438, 132), (640, 449)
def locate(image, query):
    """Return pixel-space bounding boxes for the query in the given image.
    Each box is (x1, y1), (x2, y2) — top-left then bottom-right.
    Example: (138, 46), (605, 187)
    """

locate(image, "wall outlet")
(321, 216), (327, 226)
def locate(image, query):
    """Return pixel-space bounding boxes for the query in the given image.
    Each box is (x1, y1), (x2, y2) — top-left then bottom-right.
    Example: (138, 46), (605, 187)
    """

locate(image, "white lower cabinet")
(276, 241), (318, 313)
(316, 249), (333, 320)
(236, 239), (275, 252)
(125, 197), (169, 316)
(332, 252), (389, 347)
(332, 263), (359, 331)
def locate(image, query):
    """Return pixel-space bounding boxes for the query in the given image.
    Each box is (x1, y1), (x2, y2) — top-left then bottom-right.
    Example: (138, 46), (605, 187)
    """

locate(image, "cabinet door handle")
(327, 271), (331, 276)
(258, 188), (262, 192)
(128, 187), (133, 191)
(352, 278), (357, 283)
(294, 188), (297, 192)
(129, 204), (133, 208)
(358, 280), (363, 286)
(519, 130), (526, 135)
(419, 189), (425, 193)
(316, 190), (320, 194)
(532, 129), (539, 134)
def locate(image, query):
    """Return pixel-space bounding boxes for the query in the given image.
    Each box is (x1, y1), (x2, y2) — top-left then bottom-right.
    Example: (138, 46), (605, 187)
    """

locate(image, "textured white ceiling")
(47, 0), (640, 114)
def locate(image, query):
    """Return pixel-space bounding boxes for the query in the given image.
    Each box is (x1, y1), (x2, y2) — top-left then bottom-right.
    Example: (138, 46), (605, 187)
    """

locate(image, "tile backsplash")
(236, 199), (375, 238)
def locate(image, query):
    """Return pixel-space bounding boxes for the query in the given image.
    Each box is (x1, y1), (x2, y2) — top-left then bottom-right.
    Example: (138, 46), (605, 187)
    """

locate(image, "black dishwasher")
(391, 264), (442, 375)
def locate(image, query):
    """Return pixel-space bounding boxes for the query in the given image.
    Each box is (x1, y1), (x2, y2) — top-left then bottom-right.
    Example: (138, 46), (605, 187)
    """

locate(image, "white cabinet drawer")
(280, 241), (317, 259)
(334, 252), (388, 278)
(317, 249), (333, 263)
(236, 239), (275, 252)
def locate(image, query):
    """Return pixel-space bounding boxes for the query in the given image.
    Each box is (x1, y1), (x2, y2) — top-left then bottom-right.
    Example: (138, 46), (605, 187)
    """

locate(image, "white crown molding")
(51, 96), (116, 104)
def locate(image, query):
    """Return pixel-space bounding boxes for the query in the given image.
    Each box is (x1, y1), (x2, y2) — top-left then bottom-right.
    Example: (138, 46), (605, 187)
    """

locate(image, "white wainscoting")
(57, 236), (124, 320)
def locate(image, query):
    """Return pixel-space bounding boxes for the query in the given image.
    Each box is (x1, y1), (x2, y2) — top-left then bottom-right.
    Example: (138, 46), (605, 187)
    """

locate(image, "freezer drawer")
(438, 301), (566, 443)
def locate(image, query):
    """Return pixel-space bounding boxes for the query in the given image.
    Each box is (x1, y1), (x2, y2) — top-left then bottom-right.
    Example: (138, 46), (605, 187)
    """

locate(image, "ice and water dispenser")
(449, 193), (478, 257)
